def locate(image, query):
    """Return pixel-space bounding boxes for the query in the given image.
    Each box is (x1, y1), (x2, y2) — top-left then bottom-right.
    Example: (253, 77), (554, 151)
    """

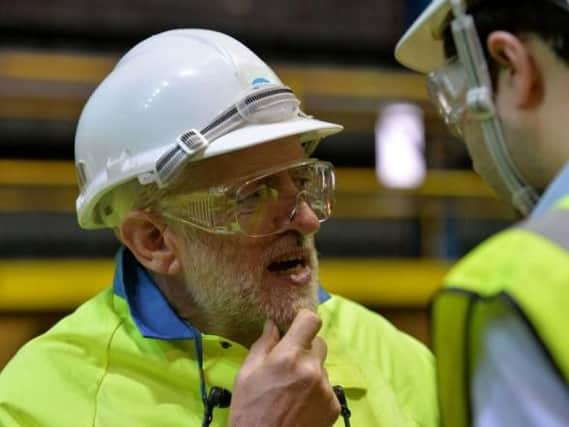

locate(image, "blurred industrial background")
(0, 0), (517, 367)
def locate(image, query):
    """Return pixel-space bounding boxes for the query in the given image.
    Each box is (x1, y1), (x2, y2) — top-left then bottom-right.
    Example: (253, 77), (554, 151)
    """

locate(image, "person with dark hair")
(396, 0), (569, 425)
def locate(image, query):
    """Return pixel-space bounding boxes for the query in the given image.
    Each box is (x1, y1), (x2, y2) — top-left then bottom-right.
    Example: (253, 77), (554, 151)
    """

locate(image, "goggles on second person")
(427, 57), (468, 137)
(158, 158), (335, 237)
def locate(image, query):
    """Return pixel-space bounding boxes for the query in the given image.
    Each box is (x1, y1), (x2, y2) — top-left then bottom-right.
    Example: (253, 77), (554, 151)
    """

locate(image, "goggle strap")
(449, 2), (539, 213)
(203, 112), (243, 143)
(152, 85), (301, 188)
(154, 129), (209, 188)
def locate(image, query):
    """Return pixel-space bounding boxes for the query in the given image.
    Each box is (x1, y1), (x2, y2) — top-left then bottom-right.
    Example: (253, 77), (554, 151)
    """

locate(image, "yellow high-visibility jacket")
(434, 196), (569, 426)
(0, 247), (438, 426)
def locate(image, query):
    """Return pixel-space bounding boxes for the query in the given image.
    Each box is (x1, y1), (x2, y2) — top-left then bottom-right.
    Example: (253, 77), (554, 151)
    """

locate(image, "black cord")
(202, 387), (232, 427)
(333, 385), (352, 427)
(201, 385), (350, 426)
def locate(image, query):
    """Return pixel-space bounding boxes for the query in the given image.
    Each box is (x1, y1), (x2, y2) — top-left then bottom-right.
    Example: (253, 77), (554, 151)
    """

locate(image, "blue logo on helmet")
(252, 77), (271, 88)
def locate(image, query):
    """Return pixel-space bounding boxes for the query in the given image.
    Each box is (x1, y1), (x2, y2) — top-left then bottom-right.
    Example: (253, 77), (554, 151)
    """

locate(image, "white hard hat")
(395, 0), (459, 73)
(75, 29), (343, 229)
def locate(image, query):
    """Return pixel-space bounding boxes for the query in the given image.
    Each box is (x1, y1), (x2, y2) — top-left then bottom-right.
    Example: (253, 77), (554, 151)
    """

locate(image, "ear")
(119, 211), (182, 276)
(487, 31), (543, 109)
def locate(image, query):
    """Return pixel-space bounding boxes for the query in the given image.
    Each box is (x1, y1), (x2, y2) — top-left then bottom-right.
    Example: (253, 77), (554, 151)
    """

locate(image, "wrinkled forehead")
(173, 136), (306, 191)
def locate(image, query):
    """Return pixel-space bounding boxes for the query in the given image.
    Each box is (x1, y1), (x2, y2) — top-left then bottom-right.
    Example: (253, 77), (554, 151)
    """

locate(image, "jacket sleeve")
(0, 334), (102, 427)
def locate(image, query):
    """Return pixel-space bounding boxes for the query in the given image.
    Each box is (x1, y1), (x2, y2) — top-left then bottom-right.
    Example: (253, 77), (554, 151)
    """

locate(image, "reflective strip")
(519, 209), (569, 251)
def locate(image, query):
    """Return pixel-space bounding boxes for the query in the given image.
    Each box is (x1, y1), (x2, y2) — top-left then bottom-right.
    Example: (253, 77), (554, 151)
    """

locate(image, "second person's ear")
(487, 31), (543, 110)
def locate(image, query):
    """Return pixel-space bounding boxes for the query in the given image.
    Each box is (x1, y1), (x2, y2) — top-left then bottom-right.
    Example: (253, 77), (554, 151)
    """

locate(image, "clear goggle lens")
(161, 159), (334, 237)
(427, 59), (468, 137)
(234, 160), (334, 236)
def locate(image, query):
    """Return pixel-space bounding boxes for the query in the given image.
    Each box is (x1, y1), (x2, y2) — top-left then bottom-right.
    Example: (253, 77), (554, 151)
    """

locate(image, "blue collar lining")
(113, 246), (331, 340)
(113, 247), (198, 340)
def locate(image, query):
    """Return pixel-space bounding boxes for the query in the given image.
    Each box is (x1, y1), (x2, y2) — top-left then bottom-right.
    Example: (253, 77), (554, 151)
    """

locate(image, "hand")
(229, 309), (341, 427)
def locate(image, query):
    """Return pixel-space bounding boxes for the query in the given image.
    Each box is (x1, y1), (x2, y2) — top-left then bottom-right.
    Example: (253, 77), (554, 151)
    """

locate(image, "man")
(0, 29), (437, 426)
(395, 0), (569, 425)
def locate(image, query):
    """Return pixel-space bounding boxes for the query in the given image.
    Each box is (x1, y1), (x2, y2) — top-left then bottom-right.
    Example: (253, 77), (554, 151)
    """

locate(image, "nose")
(287, 195), (321, 235)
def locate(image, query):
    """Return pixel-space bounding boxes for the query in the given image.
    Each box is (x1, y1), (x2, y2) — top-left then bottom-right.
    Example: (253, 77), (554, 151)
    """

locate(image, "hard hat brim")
(395, 0), (453, 74)
(200, 116), (343, 159)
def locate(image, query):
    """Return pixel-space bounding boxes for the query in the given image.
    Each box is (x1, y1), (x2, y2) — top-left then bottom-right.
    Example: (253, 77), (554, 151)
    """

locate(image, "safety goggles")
(153, 84), (303, 188)
(158, 158), (335, 237)
(427, 57), (468, 137)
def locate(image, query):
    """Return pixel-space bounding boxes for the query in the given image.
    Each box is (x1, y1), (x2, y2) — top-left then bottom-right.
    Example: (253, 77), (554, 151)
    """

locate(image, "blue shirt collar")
(113, 246), (331, 340)
(113, 247), (198, 340)
(530, 162), (569, 219)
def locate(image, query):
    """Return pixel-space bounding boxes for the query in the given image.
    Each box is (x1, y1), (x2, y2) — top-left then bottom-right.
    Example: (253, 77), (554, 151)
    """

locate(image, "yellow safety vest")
(434, 197), (569, 426)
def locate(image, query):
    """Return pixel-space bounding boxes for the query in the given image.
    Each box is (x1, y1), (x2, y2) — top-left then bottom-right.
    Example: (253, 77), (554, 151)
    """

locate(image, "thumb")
(246, 319), (280, 361)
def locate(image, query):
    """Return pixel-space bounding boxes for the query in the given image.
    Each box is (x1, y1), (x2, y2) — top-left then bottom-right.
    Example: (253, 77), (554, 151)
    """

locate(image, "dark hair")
(443, 0), (569, 81)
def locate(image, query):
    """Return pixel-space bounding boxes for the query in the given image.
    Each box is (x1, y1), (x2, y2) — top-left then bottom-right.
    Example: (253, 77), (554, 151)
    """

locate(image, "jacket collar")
(113, 246), (331, 340)
(531, 162), (569, 219)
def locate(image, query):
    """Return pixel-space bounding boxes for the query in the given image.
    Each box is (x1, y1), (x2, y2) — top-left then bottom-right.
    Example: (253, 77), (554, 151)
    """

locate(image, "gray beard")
(178, 226), (319, 335)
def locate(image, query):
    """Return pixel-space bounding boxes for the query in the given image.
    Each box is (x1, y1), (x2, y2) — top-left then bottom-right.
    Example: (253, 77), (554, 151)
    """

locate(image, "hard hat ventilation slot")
(244, 87), (293, 105)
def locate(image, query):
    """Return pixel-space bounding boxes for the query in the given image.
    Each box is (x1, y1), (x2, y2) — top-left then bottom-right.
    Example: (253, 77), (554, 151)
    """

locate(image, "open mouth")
(267, 254), (307, 274)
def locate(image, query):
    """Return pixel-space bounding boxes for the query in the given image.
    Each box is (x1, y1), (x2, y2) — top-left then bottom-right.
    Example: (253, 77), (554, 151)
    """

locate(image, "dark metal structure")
(0, 0), (405, 63)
